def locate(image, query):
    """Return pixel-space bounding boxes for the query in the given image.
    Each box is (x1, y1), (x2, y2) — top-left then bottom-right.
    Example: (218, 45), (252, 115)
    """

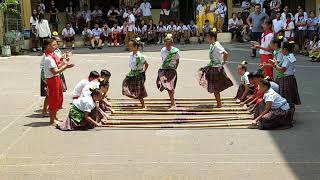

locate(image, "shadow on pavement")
(24, 121), (51, 127)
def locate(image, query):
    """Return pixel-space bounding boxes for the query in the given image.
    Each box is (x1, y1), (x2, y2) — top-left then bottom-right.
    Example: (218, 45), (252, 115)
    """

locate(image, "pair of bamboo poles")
(99, 98), (254, 129)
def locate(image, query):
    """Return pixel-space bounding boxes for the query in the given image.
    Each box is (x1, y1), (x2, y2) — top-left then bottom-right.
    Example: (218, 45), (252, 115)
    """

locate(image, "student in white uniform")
(72, 71), (100, 99)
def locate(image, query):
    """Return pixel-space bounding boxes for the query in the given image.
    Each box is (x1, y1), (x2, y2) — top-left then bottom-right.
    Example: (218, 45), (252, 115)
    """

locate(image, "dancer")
(56, 88), (103, 131)
(43, 38), (74, 125)
(72, 71), (100, 99)
(251, 79), (292, 130)
(156, 34), (180, 110)
(122, 38), (149, 109)
(197, 29), (233, 108)
(235, 61), (253, 102)
(274, 41), (301, 120)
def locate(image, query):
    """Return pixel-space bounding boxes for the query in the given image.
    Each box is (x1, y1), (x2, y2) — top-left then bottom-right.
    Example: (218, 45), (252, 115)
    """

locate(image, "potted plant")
(0, 0), (21, 57)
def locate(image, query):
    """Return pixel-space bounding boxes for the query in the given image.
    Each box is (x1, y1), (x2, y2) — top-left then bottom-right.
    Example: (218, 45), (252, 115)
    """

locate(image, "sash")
(208, 43), (221, 67)
(276, 55), (286, 78)
(128, 52), (144, 77)
(161, 47), (178, 69)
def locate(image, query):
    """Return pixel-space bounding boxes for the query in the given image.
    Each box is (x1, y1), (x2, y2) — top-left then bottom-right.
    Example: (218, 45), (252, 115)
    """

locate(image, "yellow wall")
(22, 0), (32, 29)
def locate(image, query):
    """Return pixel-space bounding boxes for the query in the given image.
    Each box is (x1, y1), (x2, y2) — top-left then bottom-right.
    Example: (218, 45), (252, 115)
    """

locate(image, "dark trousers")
(251, 32), (262, 56)
(229, 28), (242, 41)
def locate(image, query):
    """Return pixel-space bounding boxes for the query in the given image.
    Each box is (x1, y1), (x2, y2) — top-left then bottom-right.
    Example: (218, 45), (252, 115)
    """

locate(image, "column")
(21, 0), (32, 29)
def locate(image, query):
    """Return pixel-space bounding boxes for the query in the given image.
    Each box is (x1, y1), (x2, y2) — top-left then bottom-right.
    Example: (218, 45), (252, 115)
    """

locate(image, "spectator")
(241, 0), (251, 24)
(82, 27), (93, 46)
(251, 0), (265, 12)
(166, 20), (177, 41)
(170, 0), (180, 22)
(147, 19), (157, 44)
(202, 19), (212, 42)
(176, 21), (190, 44)
(121, 19), (128, 45)
(160, 0), (170, 24)
(140, 0), (152, 22)
(295, 8), (307, 52)
(283, 14), (295, 41)
(157, 20), (167, 44)
(92, 5), (104, 25)
(247, 3), (269, 57)
(281, 6), (293, 22)
(30, 9), (40, 52)
(49, 0), (59, 32)
(125, 8), (136, 50)
(216, 0), (227, 32)
(83, 4), (92, 28)
(107, 6), (121, 23)
(307, 11), (318, 39)
(188, 20), (200, 43)
(66, 1), (75, 24)
(196, 0), (206, 34)
(133, 3), (142, 25)
(111, 22), (122, 46)
(90, 23), (103, 49)
(294, 5), (308, 20)
(272, 12), (284, 35)
(228, 13), (242, 42)
(37, 0), (45, 14)
(36, 13), (51, 51)
(101, 23), (112, 47)
(269, 0), (281, 19)
(62, 23), (76, 49)
(206, 0), (217, 29)
(139, 20), (148, 42)
(309, 34), (320, 62)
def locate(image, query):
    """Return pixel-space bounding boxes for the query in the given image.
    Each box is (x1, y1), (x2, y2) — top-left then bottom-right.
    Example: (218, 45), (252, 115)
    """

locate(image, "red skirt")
(47, 76), (63, 110)
(260, 54), (274, 79)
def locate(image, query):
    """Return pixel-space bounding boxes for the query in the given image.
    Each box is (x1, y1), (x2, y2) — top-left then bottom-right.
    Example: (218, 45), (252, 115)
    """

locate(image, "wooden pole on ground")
(111, 107), (247, 112)
(109, 97), (235, 101)
(101, 122), (253, 129)
(110, 115), (252, 121)
(112, 111), (250, 115)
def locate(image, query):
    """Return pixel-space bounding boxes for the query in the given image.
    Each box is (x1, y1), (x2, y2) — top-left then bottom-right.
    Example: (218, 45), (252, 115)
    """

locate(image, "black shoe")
(89, 47), (95, 50)
(72, 47), (75, 50)
(97, 47), (102, 49)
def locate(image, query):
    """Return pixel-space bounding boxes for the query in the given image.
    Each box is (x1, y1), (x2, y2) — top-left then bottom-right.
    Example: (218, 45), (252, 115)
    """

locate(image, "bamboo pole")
(112, 107), (247, 112)
(112, 111), (250, 115)
(110, 115), (252, 121)
(109, 97), (235, 101)
(101, 122), (253, 129)
(111, 103), (240, 107)
(106, 117), (252, 125)
(110, 101), (238, 104)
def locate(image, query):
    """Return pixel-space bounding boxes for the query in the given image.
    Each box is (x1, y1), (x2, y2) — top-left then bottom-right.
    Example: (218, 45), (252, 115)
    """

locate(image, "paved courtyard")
(0, 43), (320, 180)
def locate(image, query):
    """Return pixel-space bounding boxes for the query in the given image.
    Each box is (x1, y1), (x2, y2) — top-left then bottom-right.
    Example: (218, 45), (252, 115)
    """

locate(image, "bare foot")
(215, 105), (222, 108)
(236, 99), (241, 103)
(168, 105), (177, 111)
(51, 120), (60, 126)
(41, 113), (49, 118)
(140, 106), (147, 110)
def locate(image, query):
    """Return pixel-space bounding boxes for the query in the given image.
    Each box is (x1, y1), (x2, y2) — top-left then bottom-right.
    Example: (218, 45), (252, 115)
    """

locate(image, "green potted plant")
(0, 0), (21, 57)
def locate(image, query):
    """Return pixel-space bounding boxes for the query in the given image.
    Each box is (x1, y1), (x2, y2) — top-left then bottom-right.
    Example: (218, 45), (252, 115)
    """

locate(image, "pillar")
(21, 0), (32, 29)
(227, 0), (233, 19)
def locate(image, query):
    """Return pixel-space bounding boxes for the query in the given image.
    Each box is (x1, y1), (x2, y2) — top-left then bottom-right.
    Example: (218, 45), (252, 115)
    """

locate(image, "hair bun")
(52, 31), (59, 36)
(241, 60), (248, 65)
(278, 36), (283, 40)
(166, 34), (173, 38)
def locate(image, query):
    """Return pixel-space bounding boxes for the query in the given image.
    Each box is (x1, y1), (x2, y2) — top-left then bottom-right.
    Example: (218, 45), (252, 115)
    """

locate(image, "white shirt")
(157, 25), (167, 32)
(188, 24), (198, 31)
(129, 52), (146, 70)
(294, 12), (308, 21)
(270, 81), (279, 93)
(107, 9), (120, 16)
(43, 56), (58, 79)
(128, 14), (136, 32)
(228, 18), (239, 30)
(281, 53), (296, 76)
(259, 32), (274, 55)
(216, 3), (227, 18)
(161, 47), (180, 68)
(30, 16), (38, 26)
(73, 79), (90, 98)
(36, 20), (51, 38)
(281, 12), (293, 22)
(196, 4), (205, 16)
(84, 10), (92, 21)
(140, 2), (152, 17)
(176, 25), (188, 31)
(240, 72), (250, 85)
(295, 15), (307, 30)
(92, 9), (103, 17)
(81, 81), (100, 97)
(82, 29), (93, 37)
(73, 95), (96, 113)
(284, 21), (294, 38)
(111, 26), (122, 33)
(241, 1), (251, 12)
(209, 41), (227, 67)
(272, 19), (284, 33)
(263, 88), (290, 111)
(92, 28), (102, 38)
(62, 27), (75, 37)
(166, 25), (177, 31)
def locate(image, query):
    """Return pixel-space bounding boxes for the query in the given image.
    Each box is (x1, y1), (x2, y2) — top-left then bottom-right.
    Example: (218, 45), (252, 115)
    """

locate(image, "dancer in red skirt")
(252, 18), (274, 79)
(43, 38), (74, 125)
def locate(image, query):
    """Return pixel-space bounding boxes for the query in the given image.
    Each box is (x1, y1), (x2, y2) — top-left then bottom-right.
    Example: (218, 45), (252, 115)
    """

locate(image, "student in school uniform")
(156, 35), (180, 110)
(202, 19), (213, 42)
(72, 71), (100, 100)
(251, 79), (292, 130)
(56, 89), (103, 131)
(283, 14), (295, 42)
(196, 0), (206, 34)
(157, 20), (167, 44)
(216, 0), (227, 32)
(120, 20), (128, 46)
(100, 23), (112, 47)
(252, 18), (274, 79)
(307, 11), (319, 40)
(139, 20), (148, 42)
(80, 70), (111, 98)
(196, 29), (233, 108)
(122, 39), (149, 109)
(82, 27), (93, 46)
(260, 36), (284, 74)
(111, 22), (122, 47)
(273, 41), (301, 118)
(90, 23), (103, 49)
(188, 20), (201, 43)
(176, 21), (190, 44)
(235, 61), (254, 102)
(272, 12), (284, 35)
(166, 20), (177, 42)
(61, 23), (76, 49)
(309, 34), (320, 62)
(206, 0), (217, 28)
(295, 8), (308, 52)
(43, 38), (74, 125)
(147, 19), (158, 44)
